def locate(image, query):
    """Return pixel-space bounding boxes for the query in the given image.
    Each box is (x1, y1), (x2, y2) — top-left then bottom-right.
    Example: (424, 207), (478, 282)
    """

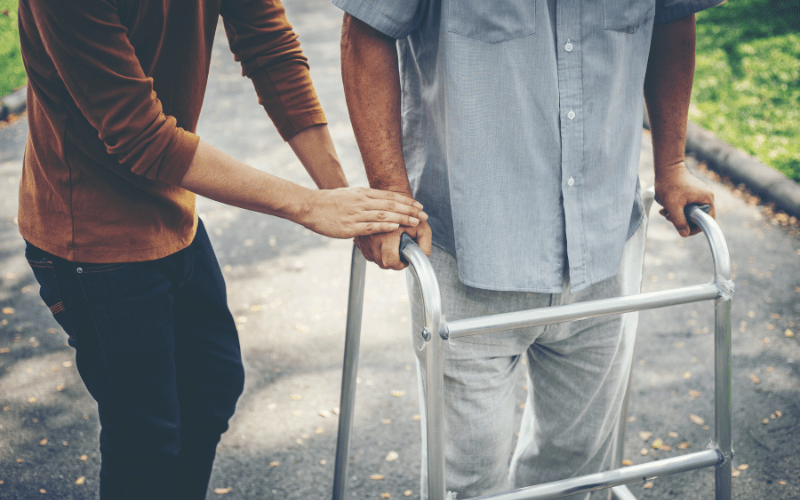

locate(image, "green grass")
(692, 0), (800, 182)
(0, 0), (26, 98)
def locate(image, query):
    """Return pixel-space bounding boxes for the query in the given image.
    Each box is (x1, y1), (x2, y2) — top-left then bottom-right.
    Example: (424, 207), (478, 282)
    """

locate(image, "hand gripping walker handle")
(655, 195), (711, 230)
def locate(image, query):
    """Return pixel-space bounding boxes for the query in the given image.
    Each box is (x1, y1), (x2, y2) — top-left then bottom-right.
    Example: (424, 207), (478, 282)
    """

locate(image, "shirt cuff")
(654, 0), (725, 24)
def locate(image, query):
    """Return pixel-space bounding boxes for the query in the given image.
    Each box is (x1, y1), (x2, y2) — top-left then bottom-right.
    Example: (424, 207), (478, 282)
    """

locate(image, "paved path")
(1, 1), (798, 498)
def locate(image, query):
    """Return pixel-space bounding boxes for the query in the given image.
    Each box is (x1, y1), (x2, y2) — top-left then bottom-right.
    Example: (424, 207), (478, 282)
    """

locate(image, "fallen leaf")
(678, 442), (691, 449)
(291, 394), (302, 401)
(785, 329), (795, 338)
(391, 390), (406, 397)
(315, 427), (324, 434)
(16, 458), (23, 463)
(412, 414), (421, 421)
(737, 464), (748, 471)
(762, 418), (769, 424)
(639, 448), (648, 456)
(643, 482), (653, 489)
(628, 416), (636, 422)
(318, 410), (330, 418)
(382, 418), (392, 424)
(386, 451), (399, 462)
(0, 348), (9, 354)
(2, 308), (14, 315)
(639, 431), (652, 441)
(381, 493), (391, 498)
(27, 397), (37, 403)
(689, 414), (704, 425)
(320, 459), (327, 465)
(39, 439), (47, 446)
(370, 474), (384, 480)
(80, 455), (88, 461)
(332, 407), (339, 415)
(56, 385), (65, 392)
(668, 431), (679, 438)
(75, 477), (85, 485)
(652, 438), (663, 449)
(661, 445), (672, 451)
(269, 461), (280, 467)
(683, 372), (692, 379)
(778, 480), (786, 485)
(622, 459), (633, 466)
(689, 390), (700, 399)
(731, 470), (740, 478)
(39, 489), (46, 494)
(404, 491), (413, 497)
(775, 410), (782, 417)
(749, 374), (761, 384)
(62, 361), (72, 368)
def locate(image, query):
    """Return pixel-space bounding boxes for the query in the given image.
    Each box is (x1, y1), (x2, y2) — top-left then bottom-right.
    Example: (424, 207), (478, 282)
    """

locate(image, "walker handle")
(655, 195), (711, 230)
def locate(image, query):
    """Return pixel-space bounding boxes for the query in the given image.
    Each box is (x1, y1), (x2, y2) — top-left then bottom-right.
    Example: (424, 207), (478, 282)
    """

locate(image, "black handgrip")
(655, 195), (710, 230)
(399, 233), (415, 264)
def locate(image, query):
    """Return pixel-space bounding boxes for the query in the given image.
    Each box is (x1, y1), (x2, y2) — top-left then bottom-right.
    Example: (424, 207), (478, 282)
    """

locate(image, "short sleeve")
(654, 0), (725, 24)
(332, 0), (429, 39)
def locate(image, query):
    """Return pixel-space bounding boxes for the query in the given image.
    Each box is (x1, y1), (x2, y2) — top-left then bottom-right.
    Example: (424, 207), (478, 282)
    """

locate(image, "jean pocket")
(448, 0), (535, 44)
(25, 248), (77, 346)
(604, 0), (655, 33)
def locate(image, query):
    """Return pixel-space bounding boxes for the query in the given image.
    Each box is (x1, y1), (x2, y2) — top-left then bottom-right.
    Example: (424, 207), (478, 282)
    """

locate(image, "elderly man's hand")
(355, 220), (432, 270)
(654, 161), (715, 237)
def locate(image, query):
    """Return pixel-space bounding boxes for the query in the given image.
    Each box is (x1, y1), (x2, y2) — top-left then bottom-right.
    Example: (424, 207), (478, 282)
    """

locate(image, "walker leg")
(425, 328), (447, 500)
(332, 245), (367, 500)
(714, 296), (733, 499)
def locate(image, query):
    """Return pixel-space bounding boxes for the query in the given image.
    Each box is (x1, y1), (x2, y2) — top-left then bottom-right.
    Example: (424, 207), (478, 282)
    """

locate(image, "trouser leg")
(408, 246), (551, 499)
(509, 219), (647, 500)
(168, 220), (244, 499)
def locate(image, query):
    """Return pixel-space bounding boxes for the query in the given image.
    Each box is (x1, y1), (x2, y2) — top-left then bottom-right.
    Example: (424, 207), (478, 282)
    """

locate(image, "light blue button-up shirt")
(334, 0), (721, 293)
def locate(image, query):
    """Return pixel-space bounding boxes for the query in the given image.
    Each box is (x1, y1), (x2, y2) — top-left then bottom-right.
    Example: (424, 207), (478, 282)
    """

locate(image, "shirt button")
(568, 177), (575, 187)
(567, 110), (576, 120)
(565, 42), (574, 52)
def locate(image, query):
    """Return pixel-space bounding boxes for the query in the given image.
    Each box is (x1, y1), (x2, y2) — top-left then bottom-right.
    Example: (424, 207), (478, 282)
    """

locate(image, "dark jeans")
(25, 219), (244, 499)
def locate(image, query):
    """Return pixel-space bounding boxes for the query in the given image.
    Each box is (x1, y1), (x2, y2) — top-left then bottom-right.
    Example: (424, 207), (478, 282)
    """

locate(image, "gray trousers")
(408, 218), (647, 500)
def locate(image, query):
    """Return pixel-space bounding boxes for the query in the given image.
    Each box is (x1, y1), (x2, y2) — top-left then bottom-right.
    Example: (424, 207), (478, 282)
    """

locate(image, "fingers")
(358, 209), (423, 228)
(414, 222), (433, 257)
(379, 232), (406, 270)
(364, 188), (423, 209)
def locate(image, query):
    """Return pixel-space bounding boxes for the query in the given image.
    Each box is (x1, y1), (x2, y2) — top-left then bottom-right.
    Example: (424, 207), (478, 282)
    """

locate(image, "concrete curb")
(644, 113), (800, 219)
(0, 86), (27, 121)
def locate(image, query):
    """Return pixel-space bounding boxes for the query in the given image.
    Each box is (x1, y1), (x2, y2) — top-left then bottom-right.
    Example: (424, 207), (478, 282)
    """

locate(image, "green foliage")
(0, 0), (26, 98)
(693, 0), (800, 182)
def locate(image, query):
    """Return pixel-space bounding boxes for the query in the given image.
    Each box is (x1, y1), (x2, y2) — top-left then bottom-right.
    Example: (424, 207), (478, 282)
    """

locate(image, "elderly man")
(335, 0), (718, 498)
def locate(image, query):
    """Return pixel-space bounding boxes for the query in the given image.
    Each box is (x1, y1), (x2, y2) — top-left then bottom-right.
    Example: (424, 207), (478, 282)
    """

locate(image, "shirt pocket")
(447, 0), (535, 44)
(604, 0), (655, 34)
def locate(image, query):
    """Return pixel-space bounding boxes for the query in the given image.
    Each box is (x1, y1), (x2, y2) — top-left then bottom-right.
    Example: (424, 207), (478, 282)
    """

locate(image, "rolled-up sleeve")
(26, 0), (199, 185)
(221, 0), (327, 141)
(332, 0), (428, 39)
(654, 0), (725, 24)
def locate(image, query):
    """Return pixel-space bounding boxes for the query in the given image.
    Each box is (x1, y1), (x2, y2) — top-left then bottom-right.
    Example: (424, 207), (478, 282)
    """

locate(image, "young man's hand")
(300, 187), (427, 239)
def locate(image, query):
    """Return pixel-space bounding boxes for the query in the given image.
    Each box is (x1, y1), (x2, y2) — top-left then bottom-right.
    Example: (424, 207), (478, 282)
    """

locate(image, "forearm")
(644, 14), (696, 176)
(340, 14), (411, 196)
(180, 140), (312, 223)
(288, 124), (349, 189)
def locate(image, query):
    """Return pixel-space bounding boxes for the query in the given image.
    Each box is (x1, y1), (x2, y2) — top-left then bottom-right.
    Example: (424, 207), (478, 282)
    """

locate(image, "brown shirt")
(18, 0), (326, 262)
